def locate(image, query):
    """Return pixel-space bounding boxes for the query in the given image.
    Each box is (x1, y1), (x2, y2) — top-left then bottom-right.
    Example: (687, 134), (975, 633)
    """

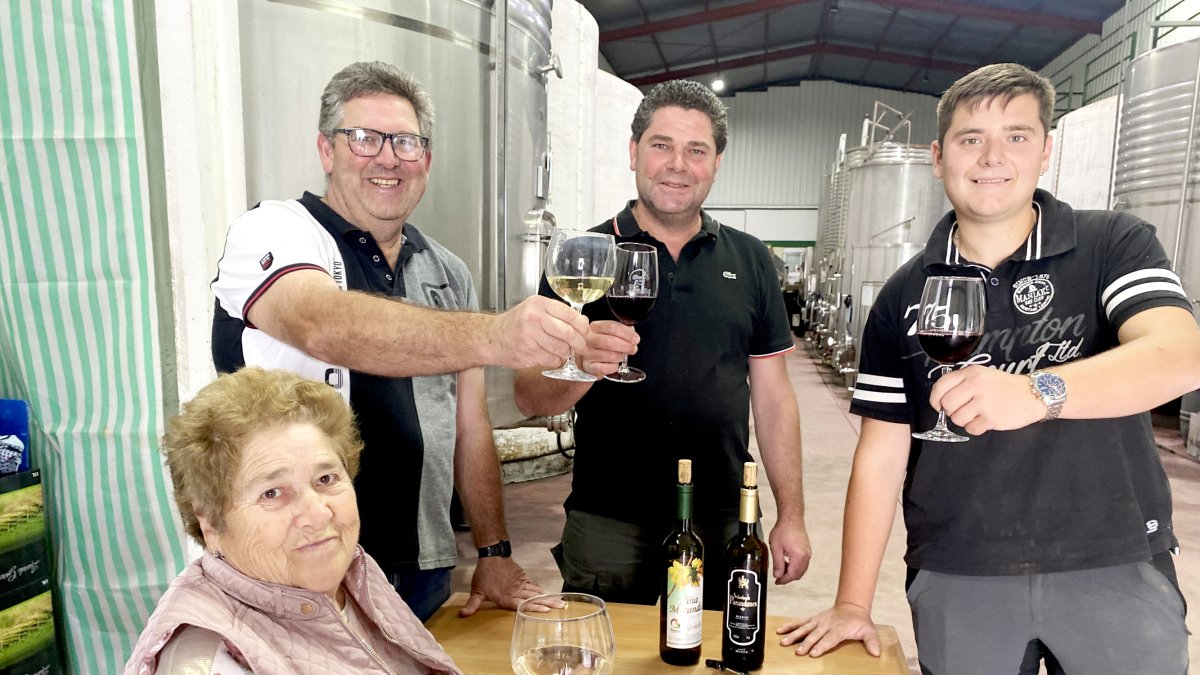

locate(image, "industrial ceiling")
(577, 0), (1127, 97)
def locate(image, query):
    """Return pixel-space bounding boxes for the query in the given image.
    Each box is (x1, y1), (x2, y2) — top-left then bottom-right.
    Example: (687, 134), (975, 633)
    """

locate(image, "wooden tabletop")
(426, 593), (909, 674)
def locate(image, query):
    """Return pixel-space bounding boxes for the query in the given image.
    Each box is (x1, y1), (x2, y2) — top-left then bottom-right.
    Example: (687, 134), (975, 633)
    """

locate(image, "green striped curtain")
(0, 1), (188, 672)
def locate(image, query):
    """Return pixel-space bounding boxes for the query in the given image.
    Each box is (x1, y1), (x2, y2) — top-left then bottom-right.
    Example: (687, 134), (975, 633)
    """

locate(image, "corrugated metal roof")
(579, 0), (1125, 96)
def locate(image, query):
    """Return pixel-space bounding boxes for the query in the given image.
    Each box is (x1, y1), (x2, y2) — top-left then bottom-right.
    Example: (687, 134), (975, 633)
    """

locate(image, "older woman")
(125, 367), (462, 674)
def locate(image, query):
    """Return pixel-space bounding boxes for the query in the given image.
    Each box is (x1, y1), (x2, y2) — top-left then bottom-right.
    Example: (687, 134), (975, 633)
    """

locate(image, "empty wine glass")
(511, 593), (615, 675)
(542, 229), (617, 381)
(912, 275), (987, 443)
(605, 243), (658, 383)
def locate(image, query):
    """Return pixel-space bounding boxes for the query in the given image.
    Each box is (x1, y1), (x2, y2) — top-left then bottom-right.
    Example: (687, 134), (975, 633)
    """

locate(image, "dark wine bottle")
(660, 459), (704, 665)
(722, 462), (769, 671)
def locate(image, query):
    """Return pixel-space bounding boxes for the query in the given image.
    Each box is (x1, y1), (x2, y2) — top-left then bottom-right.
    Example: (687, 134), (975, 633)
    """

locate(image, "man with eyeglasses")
(211, 61), (580, 621)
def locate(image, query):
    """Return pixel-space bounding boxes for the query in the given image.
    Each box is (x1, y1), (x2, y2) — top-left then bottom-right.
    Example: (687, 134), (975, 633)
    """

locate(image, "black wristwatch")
(477, 540), (512, 559)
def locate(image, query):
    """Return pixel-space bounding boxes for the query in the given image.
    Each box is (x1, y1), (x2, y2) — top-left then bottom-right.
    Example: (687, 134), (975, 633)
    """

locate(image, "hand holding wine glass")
(605, 243), (658, 383)
(511, 593), (615, 675)
(543, 229), (617, 381)
(913, 275), (987, 443)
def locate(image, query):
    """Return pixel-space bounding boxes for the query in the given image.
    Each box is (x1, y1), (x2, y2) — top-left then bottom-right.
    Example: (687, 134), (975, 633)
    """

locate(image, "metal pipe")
(494, 0), (509, 309)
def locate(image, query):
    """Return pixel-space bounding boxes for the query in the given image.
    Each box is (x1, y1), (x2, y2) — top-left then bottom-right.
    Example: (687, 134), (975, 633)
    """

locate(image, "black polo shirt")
(538, 202), (794, 530)
(851, 189), (1192, 575)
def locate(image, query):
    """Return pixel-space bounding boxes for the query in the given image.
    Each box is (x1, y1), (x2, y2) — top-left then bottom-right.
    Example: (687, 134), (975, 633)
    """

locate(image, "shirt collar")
(922, 189), (1076, 272)
(610, 200), (721, 240)
(300, 191), (425, 253)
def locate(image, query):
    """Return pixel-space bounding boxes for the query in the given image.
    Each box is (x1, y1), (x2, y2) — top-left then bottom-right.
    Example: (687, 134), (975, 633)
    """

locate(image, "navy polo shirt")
(851, 189), (1192, 575)
(538, 202), (794, 528)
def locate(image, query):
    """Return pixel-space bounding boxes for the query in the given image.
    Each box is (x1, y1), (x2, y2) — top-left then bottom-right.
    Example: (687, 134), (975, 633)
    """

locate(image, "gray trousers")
(908, 561), (1189, 674)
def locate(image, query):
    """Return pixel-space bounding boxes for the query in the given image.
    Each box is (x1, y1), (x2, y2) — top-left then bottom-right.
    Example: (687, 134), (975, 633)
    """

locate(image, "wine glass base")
(543, 365), (599, 382)
(604, 367), (646, 383)
(912, 428), (970, 443)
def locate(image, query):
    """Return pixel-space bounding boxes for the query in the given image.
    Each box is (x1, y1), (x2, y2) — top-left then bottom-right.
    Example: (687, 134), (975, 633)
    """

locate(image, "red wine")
(607, 294), (656, 325)
(660, 459), (704, 665)
(722, 463), (768, 672)
(918, 331), (983, 365)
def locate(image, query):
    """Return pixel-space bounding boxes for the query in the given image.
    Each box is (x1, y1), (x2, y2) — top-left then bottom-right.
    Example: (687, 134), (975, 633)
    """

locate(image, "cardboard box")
(0, 579), (59, 674)
(0, 473), (47, 600)
(0, 403), (30, 476)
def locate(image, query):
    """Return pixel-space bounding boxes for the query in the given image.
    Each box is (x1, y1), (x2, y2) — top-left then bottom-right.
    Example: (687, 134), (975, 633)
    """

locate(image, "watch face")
(1035, 373), (1066, 399)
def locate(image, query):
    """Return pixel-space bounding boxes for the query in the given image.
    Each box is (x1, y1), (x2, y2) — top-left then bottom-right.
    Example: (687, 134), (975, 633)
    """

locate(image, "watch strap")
(477, 540), (512, 558)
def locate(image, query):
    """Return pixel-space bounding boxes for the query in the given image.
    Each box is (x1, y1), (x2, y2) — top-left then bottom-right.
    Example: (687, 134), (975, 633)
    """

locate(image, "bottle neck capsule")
(738, 486), (759, 525)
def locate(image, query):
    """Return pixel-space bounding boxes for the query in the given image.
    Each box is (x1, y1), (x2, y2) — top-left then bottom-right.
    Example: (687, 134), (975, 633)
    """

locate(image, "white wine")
(512, 645), (611, 675)
(547, 276), (613, 306)
(660, 459), (704, 665)
(722, 462), (768, 671)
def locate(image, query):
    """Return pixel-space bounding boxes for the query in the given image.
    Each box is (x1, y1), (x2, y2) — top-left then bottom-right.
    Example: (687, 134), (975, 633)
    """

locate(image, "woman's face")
(199, 423), (360, 599)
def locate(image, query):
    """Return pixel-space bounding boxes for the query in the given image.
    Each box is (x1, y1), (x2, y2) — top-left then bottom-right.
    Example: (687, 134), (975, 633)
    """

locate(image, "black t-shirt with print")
(851, 189), (1192, 575)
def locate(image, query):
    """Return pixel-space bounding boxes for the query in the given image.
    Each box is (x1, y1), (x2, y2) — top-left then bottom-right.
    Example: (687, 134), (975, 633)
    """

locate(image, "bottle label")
(665, 558), (704, 648)
(724, 569), (762, 646)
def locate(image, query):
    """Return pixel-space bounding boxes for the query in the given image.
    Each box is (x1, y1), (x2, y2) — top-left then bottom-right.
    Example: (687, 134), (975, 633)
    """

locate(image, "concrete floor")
(454, 342), (1200, 673)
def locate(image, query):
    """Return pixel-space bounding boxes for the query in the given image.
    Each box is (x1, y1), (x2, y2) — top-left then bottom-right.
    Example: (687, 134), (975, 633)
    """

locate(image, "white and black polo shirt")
(212, 192), (477, 574)
(851, 189), (1192, 576)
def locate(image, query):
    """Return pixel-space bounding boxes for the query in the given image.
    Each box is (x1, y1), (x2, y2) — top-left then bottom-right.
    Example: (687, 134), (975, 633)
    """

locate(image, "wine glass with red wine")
(604, 243), (658, 383)
(913, 275), (987, 443)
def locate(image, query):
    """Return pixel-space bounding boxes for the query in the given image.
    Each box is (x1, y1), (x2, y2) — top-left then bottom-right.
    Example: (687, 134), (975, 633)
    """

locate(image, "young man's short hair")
(937, 63), (1055, 143)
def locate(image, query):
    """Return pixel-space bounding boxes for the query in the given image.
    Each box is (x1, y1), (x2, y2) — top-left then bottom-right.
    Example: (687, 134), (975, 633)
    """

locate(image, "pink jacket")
(125, 548), (462, 674)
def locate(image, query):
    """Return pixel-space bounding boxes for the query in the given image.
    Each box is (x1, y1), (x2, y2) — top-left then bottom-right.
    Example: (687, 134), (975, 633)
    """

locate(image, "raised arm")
(933, 305), (1200, 434)
(247, 269), (588, 377)
(778, 418), (910, 658)
(748, 353), (810, 585)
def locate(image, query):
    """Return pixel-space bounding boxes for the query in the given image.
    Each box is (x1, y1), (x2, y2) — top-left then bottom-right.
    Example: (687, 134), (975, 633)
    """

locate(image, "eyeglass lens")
(344, 129), (425, 161)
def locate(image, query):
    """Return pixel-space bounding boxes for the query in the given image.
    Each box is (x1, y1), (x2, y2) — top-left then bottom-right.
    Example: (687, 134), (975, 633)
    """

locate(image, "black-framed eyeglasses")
(331, 127), (429, 161)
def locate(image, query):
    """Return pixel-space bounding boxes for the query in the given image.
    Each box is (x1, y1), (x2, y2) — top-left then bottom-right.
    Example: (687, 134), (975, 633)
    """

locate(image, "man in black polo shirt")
(514, 79), (812, 611)
(780, 63), (1200, 673)
(211, 62), (588, 621)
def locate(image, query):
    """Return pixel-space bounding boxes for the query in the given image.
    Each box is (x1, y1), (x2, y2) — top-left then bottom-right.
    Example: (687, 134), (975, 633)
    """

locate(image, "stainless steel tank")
(1113, 37), (1200, 315)
(237, 0), (554, 424)
(1114, 36), (1200, 436)
(841, 142), (948, 381)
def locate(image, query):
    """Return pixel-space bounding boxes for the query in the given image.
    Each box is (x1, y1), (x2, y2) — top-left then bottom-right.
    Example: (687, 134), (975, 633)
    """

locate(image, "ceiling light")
(830, 0), (839, 14)
(712, 78), (726, 92)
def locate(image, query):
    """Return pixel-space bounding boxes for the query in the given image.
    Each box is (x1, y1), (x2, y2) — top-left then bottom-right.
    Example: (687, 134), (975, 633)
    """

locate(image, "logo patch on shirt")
(1147, 519), (1159, 534)
(1012, 274), (1053, 315)
(723, 271), (737, 280)
(259, 252), (274, 271)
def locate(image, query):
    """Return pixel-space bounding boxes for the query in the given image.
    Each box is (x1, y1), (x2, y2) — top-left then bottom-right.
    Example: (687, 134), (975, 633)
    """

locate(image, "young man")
(211, 62), (584, 621)
(779, 63), (1199, 673)
(514, 79), (811, 610)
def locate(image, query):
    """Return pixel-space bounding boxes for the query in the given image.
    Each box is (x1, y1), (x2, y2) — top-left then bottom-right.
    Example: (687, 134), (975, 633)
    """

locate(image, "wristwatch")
(1029, 371), (1067, 421)
(477, 540), (512, 559)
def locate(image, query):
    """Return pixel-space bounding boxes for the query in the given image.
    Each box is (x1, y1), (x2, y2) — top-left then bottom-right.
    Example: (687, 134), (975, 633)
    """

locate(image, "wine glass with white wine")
(542, 229), (617, 381)
(511, 593), (615, 675)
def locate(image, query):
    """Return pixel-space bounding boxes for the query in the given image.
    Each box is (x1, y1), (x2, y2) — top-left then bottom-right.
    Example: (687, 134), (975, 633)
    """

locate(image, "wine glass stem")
(564, 303), (583, 370)
(618, 354), (630, 375)
(934, 365), (952, 430)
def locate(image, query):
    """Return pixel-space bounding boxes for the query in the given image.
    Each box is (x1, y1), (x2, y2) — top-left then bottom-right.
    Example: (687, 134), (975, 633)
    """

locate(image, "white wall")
(707, 208), (818, 244)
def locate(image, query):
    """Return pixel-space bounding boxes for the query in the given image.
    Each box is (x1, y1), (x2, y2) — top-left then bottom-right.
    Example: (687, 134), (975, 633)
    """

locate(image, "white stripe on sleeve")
(852, 389), (907, 403)
(1101, 268), (1182, 305)
(1104, 281), (1188, 320)
(855, 373), (905, 388)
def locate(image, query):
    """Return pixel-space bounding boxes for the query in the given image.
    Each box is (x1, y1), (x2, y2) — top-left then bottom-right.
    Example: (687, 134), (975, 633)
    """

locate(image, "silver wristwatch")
(1029, 371), (1066, 421)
